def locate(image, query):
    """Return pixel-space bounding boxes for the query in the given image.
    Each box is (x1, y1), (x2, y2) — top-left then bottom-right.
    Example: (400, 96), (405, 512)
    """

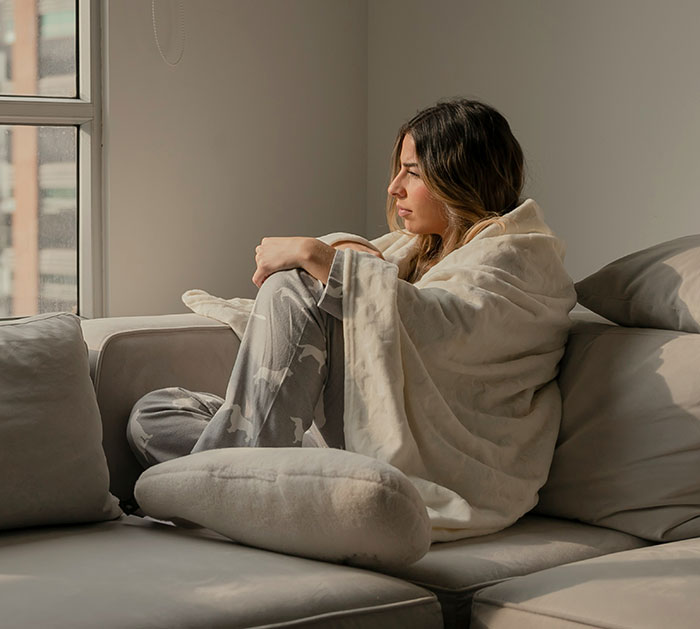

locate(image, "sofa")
(1, 234), (699, 628)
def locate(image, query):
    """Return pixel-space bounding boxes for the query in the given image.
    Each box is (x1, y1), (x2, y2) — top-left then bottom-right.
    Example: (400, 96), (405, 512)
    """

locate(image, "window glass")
(0, 124), (77, 316)
(0, 0), (77, 98)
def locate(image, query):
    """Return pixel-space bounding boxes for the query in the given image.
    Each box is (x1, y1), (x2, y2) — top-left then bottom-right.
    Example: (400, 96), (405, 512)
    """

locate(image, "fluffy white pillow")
(134, 447), (431, 568)
(575, 234), (700, 332)
(0, 313), (121, 530)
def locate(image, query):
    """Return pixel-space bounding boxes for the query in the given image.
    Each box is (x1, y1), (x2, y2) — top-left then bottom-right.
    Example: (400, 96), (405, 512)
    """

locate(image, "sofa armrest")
(81, 313), (240, 507)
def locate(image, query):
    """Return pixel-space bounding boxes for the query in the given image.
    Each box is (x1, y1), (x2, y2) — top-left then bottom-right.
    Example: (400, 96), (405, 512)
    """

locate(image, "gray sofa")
(2, 299), (699, 627)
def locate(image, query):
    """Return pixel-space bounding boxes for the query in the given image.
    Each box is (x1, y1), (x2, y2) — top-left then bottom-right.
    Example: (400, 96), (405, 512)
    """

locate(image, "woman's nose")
(388, 173), (405, 198)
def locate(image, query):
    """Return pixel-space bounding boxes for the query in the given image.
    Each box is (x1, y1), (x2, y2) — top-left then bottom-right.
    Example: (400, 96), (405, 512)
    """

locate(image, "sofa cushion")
(0, 313), (121, 530)
(536, 320), (700, 541)
(134, 447), (432, 568)
(575, 234), (700, 332)
(0, 515), (442, 629)
(379, 514), (648, 629)
(471, 537), (700, 629)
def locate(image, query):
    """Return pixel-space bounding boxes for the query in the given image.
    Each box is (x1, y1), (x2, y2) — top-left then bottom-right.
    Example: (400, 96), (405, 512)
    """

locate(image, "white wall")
(104, 0), (700, 304)
(367, 0), (700, 280)
(103, 0), (367, 316)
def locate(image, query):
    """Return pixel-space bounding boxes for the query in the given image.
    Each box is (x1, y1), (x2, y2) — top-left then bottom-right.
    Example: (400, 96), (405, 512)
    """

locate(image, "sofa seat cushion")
(470, 537), (700, 629)
(379, 514), (649, 629)
(0, 515), (442, 629)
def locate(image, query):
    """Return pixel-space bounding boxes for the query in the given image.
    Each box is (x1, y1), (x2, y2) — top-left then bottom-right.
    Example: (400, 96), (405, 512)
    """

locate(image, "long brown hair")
(386, 99), (525, 283)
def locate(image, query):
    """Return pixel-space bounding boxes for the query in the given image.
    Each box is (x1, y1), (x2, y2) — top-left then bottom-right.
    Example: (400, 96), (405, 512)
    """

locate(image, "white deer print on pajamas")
(225, 403), (256, 443)
(297, 344), (326, 375)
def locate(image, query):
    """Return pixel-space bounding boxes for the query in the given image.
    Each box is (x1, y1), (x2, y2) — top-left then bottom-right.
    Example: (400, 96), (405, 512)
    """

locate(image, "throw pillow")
(535, 320), (700, 541)
(575, 234), (700, 332)
(0, 313), (121, 530)
(134, 447), (431, 568)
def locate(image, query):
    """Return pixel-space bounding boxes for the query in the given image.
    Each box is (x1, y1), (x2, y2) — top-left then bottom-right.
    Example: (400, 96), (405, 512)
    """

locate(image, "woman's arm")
(251, 237), (336, 287)
(300, 238), (338, 285)
(252, 237), (385, 288)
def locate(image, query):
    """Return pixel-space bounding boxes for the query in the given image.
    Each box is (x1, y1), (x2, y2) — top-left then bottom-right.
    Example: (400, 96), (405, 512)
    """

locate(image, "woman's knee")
(131, 387), (222, 418)
(259, 268), (307, 292)
(127, 387), (221, 468)
(255, 269), (321, 312)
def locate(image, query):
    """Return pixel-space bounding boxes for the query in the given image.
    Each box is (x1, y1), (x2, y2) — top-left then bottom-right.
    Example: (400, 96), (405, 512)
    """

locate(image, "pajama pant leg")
(126, 266), (345, 467)
(126, 388), (224, 469)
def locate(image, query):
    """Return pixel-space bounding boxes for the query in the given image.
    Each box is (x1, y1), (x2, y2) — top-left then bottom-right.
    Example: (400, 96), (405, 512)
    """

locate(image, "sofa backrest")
(82, 314), (240, 509)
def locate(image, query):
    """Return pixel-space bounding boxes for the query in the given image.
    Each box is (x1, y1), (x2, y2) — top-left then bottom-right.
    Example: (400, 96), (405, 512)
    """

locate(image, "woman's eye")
(407, 170), (420, 178)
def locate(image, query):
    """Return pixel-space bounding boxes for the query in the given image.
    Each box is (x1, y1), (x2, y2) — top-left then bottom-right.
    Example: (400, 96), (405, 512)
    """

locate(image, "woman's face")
(387, 133), (449, 238)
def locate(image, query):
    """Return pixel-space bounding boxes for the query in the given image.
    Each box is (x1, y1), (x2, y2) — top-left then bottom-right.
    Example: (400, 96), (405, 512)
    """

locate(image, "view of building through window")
(0, 0), (78, 317)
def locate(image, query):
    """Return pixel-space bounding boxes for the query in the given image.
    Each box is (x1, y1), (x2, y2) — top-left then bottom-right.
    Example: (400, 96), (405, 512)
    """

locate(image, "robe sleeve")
(316, 249), (345, 320)
(316, 230), (419, 282)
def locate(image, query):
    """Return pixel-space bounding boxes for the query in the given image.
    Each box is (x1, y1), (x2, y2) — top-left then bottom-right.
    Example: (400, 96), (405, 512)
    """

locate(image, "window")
(0, 0), (101, 318)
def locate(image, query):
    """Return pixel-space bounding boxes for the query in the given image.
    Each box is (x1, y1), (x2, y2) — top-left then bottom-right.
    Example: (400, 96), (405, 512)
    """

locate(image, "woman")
(128, 99), (576, 540)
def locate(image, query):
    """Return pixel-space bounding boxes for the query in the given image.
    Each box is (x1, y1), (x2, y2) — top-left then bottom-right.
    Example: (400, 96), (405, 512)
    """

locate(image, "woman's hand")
(252, 236), (308, 288)
(252, 237), (337, 288)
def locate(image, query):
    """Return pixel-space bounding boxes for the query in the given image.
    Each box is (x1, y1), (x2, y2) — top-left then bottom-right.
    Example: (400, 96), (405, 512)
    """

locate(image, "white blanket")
(183, 199), (576, 541)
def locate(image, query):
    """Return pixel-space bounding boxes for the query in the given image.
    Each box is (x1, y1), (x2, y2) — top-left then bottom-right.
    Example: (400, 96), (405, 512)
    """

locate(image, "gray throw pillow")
(0, 313), (121, 530)
(135, 447), (431, 568)
(535, 320), (700, 541)
(575, 234), (700, 332)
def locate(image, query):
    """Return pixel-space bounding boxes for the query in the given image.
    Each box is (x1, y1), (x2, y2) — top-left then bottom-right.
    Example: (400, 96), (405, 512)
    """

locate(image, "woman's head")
(386, 99), (525, 280)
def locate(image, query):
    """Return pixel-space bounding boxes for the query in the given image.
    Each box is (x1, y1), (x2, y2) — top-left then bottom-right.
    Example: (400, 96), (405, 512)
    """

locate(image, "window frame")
(0, 0), (103, 317)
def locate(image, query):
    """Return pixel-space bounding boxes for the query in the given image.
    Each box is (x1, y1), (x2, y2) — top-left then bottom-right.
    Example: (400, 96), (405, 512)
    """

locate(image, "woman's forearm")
(301, 238), (337, 285)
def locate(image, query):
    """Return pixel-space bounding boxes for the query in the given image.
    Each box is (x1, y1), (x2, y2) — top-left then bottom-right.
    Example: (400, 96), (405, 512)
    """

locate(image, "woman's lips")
(398, 207), (412, 217)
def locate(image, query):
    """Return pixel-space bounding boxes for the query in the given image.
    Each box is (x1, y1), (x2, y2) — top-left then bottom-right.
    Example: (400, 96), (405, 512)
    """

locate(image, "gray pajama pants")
(127, 257), (346, 469)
